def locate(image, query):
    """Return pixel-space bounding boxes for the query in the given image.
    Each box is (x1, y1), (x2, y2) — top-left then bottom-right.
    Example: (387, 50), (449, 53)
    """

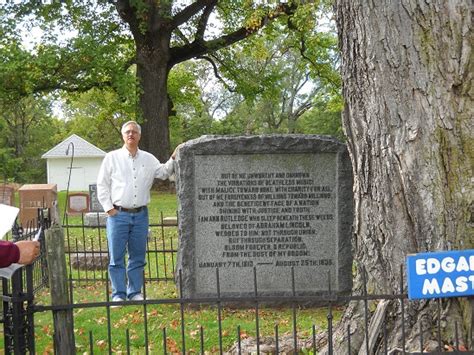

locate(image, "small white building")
(42, 134), (106, 191)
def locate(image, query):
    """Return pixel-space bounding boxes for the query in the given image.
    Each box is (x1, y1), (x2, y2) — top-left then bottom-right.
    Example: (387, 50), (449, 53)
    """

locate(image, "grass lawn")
(31, 281), (340, 353)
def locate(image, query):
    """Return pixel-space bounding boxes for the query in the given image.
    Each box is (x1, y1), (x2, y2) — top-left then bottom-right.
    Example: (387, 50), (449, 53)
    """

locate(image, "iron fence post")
(1, 208), (50, 354)
(11, 268), (28, 354)
(2, 277), (13, 355)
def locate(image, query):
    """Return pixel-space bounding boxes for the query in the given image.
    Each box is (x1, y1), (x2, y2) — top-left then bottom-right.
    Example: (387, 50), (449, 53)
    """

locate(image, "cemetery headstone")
(176, 135), (353, 304)
(84, 184), (107, 226)
(67, 193), (89, 214)
(84, 212), (107, 227)
(88, 184), (103, 212)
(19, 184), (57, 227)
(0, 185), (14, 206)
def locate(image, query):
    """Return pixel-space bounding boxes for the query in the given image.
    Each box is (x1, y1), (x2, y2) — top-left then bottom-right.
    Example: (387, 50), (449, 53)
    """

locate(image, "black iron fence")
(62, 211), (178, 283)
(11, 268), (474, 354)
(2, 210), (474, 354)
(1, 209), (49, 354)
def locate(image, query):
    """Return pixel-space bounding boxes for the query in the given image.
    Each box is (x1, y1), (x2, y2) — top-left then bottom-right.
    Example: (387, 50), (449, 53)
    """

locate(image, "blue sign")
(407, 249), (474, 300)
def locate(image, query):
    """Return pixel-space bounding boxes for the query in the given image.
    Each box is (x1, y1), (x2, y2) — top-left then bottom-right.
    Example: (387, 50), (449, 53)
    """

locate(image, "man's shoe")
(130, 293), (144, 301)
(111, 296), (125, 308)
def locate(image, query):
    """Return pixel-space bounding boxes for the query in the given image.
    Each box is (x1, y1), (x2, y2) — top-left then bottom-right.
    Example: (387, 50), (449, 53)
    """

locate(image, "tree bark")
(334, 0), (473, 352)
(115, 0), (173, 161)
(136, 35), (172, 162)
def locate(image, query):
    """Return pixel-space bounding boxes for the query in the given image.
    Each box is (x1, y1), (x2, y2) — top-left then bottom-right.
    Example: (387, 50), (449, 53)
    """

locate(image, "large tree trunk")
(136, 35), (172, 162)
(116, 0), (174, 163)
(114, 0), (299, 160)
(334, 0), (473, 353)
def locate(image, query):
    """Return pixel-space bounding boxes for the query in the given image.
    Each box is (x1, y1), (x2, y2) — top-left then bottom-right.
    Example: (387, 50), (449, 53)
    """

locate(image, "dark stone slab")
(175, 135), (353, 304)
(88, 184), (103, 213)
(70, 252), (109, 270)
(84, 212), (108, 227)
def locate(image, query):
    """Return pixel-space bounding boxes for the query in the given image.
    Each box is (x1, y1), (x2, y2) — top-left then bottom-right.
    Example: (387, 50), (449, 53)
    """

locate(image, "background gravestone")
(88, 184), (102, 212)
(67, 193), (89, 215)
(19, 184), (57, 227)
(0, 185), (14, 206)
(176, 135), (353, 303)
(84, 184), (107, 226)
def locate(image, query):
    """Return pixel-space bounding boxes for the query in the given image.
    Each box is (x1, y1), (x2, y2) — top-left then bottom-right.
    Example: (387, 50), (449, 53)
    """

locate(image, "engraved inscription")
(194, 153), (337, 287)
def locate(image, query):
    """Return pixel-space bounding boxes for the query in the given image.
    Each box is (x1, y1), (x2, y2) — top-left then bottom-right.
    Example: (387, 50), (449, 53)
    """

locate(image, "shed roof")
(41, 134), (106, 159)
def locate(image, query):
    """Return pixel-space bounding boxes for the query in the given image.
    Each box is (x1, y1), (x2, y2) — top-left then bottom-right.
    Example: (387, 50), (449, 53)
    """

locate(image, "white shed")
(41, 134), (106, 191)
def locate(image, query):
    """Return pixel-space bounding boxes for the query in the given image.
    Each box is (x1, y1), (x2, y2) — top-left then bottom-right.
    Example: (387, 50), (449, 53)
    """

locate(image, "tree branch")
(274, 106), (284, 129)
(106, 116), (122, 137)
(210, 96), (232, 119)
(174, 27), (191, 45)
(296, 35), (340, 92)
(115, 0), (144, 42)
(296, 72), (311, 93)
(34, 80), (114, 95)
(169, 28), (244, 67)
(169, 3), (297, 67)
(294, 100), (313, 117)
(195, 1), (217, 41)
(197, 55), (236, 92)
(171, 0), (216, 29)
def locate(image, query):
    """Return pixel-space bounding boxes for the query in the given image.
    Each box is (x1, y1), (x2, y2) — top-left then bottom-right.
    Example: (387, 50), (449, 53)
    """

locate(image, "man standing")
(97, 120), (179, 303)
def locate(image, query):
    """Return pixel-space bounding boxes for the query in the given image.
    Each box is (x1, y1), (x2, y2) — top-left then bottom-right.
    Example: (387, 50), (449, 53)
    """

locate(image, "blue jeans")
(106, 208), (148, 299)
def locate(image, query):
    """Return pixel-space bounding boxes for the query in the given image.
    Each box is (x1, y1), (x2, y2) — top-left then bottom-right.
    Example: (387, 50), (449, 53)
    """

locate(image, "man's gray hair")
(121, 120), (141, 134)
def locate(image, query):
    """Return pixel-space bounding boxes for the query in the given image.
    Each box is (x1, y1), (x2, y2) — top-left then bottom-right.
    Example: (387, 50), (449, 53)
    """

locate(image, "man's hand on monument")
(16, 240), (40, 265)
(172, 143), (184, 160)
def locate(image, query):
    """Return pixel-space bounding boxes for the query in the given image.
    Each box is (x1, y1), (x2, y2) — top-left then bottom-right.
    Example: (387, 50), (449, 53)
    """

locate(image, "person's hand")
(15, 240), (40, 265)
(171, 143), (184, 160)
(107, 208), (118, 217)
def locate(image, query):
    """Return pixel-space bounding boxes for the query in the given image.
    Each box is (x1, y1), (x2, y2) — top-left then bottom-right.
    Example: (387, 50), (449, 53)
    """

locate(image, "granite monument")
(176, 135), (353, 303)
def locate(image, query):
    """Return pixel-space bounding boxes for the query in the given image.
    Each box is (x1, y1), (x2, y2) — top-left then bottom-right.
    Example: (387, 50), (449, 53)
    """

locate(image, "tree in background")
(61, 88), (134, 152)
(332, 0), (473, 352)
(60, 60), (216, 149)
(203, 5), (340, 135)
(59, 21), (342, 147)
(297, 94), (344, 140)
(1, 1), (333, 162)
(167, 61), (219, 143)
(166, 11), (341, 138)
(0, 96), (62, 183)
(0, 3), (135, 180)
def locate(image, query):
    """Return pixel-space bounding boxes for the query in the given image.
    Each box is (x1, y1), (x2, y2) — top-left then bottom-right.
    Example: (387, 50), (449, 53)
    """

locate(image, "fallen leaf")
(189, 329), (199, 339)
(170, 319), (179, 329)
(96, 339), (107, 350)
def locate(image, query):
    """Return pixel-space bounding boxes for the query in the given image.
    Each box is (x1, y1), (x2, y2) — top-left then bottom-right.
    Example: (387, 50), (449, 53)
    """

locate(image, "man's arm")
(0, 241), (19, 267)
(154, 144), (183, 179)
(97, 154), (115, 215)
(0, 240), (40, 267)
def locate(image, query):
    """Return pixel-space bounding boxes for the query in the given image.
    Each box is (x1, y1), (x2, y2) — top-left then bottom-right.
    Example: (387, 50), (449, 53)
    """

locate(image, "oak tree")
(1, 1), (322, 161)
(334, 0), (473, 352)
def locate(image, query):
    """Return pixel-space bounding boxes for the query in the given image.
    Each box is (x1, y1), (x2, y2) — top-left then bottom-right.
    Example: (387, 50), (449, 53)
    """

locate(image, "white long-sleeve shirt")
(97, 147), (175, 212)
